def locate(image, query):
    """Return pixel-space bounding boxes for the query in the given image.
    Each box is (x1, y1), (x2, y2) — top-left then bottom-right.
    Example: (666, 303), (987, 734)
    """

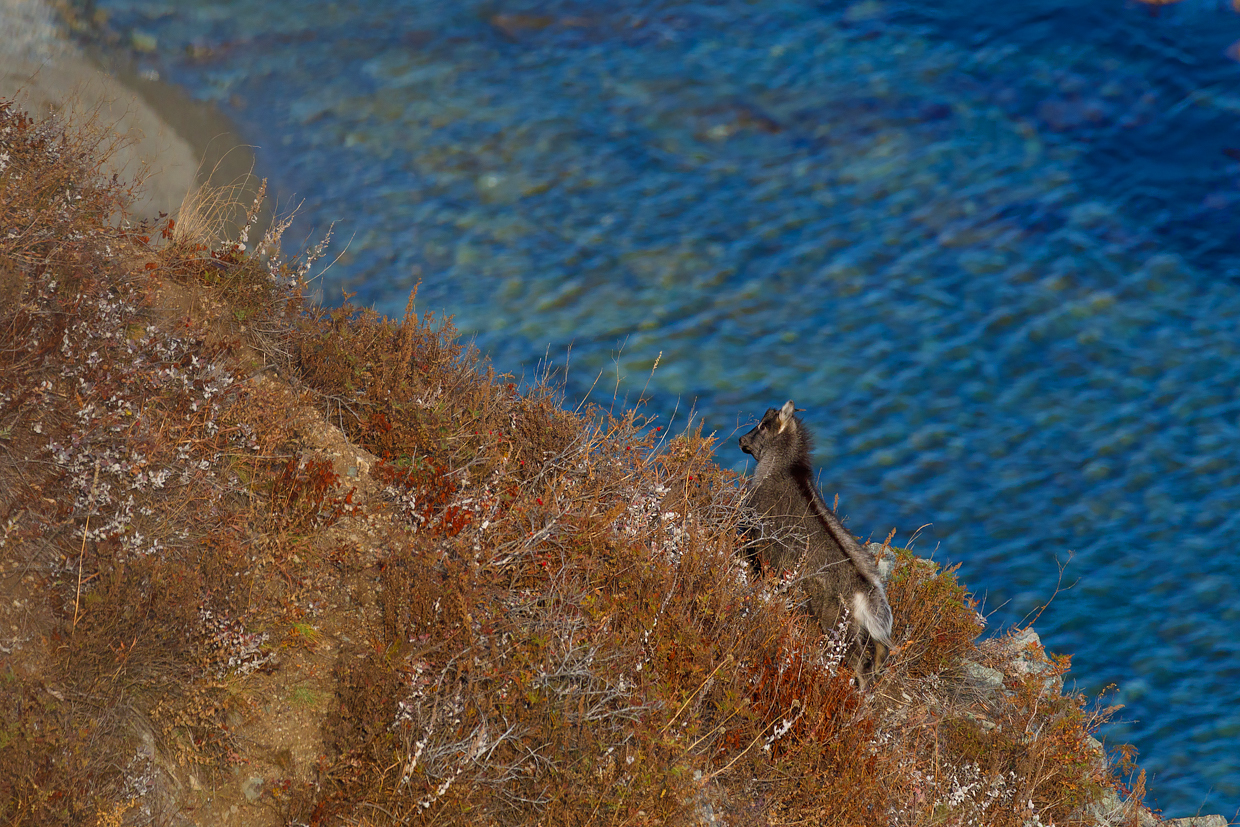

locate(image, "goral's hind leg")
(870, 638), (889, 677)
(850, 637), (890, 692)
(848, 647), (869, 692)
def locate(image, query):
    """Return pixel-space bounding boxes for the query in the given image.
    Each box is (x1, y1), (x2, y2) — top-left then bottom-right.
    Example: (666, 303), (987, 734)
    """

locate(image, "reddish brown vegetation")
(0, 98), (1149, 827)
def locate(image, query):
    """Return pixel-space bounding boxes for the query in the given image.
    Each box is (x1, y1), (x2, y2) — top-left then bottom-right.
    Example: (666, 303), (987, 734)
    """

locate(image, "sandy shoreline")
(0, 0), (255, 222)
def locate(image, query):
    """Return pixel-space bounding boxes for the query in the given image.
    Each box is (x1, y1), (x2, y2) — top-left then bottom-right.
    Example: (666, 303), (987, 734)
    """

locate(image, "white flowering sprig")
(292, 222), (335, 285)
(225, 177), (267, 256)
(762, 698), (803, 754)
(821, 605), (852, 674)
(256, 209), (294, 266)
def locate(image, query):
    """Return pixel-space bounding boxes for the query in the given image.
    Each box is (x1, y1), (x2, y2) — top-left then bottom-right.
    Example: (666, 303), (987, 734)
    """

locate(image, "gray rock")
(1083, 734), (1108, 769)
(963, 660), (1005, 692)
(865, 542), (898, 583)
(1009, 659), (1063, 693)
(1006, 627), (1063, 693)
(241, 776), (263, 803)
(1085, 788), (1169, 827)
(962, 710), (996, 732)
(1088, 787), (1123, 825)
(1164, 817), (1229, 827)
(1009, 627), (1042, 652)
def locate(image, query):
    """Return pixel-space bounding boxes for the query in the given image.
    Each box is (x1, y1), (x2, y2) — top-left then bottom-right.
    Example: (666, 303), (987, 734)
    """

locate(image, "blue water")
(97, 0), (1240, 814)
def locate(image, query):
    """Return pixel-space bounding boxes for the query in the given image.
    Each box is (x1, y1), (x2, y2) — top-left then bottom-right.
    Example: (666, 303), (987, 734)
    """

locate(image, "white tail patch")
(852, 591), (892, 646)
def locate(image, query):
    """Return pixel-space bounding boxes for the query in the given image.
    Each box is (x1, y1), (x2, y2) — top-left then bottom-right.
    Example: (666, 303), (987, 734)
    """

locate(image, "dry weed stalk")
(71, 457), (100, 631)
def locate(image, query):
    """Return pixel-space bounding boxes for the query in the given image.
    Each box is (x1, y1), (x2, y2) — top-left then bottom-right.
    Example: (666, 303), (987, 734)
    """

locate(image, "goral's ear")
(778, 400), (795, 433)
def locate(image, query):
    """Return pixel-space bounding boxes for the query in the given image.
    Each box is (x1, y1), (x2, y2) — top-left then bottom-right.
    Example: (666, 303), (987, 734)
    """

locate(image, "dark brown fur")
(740, 401), (892, 689)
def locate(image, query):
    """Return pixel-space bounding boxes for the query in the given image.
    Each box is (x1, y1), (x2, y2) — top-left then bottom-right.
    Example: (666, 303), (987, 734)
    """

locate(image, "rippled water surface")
(98, 0), (1240, 813)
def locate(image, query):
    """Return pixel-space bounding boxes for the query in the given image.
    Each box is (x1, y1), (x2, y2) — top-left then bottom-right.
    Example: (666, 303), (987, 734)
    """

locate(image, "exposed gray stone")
(1088, 786), (1123, 825)
(1083, 734), (1108, 769)
(963, 660), (1005, 692)
(1085, 788), (1169, 827)
(241, 775), (263, 803)
(865, 542), (898, 584)
(962, 710), (996, 732)
(1009, 627), (1042, 651)
(1005, 627), (1063, 693)
(1164, 817), (1228, 827)
(1011, 662), (1063, 693)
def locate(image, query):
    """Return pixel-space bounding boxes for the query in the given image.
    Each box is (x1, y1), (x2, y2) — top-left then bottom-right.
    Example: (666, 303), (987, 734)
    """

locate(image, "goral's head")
(739, 400), (799, 462)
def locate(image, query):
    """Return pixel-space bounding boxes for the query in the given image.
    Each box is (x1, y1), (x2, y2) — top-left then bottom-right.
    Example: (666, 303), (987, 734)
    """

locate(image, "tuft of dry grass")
(169, 157), (259, 253)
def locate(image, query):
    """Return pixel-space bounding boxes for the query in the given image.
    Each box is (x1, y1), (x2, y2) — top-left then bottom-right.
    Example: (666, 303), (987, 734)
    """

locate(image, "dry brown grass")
(169, 156), (259, 253)
(0, 96), (1151, 827)
(0, 96), (303, 824)
(872, 550), (1137, 827)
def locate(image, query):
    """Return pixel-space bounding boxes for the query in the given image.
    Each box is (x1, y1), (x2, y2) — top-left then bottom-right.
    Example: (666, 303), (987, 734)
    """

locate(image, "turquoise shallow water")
(100, 0), (1240, 813)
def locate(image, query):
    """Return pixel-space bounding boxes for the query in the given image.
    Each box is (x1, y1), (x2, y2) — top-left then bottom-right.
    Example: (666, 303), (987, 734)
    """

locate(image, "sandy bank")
(0, 0), (254, 221)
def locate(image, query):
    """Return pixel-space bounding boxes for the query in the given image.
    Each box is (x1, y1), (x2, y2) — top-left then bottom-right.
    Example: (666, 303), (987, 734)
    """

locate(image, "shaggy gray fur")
(740, 401), (893, 689)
